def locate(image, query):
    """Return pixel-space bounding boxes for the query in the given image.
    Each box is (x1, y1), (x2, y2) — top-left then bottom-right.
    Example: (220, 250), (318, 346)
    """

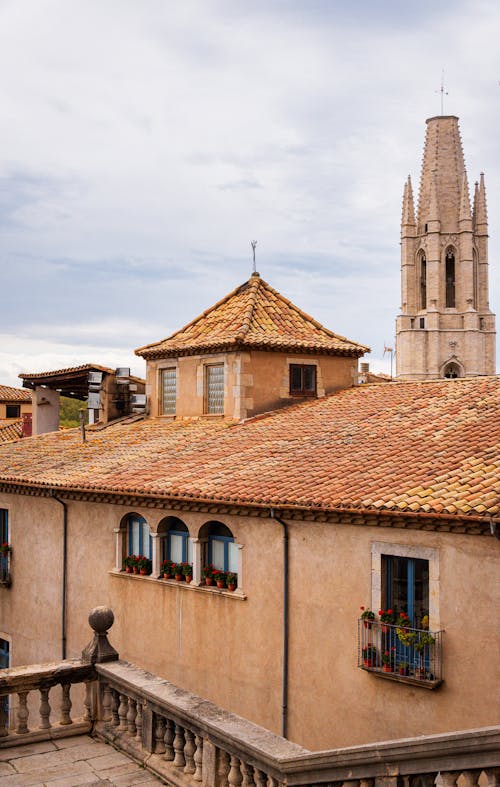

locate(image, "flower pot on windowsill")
(216, 580), (225, 589)
(163, 573), (170, 580)
(185, 575), (192, 584)
(205, 577), (213, 586)
(227, 583), (236, 592)
(133, 567), (139, 574)
(140, 568), (149, 575)
(363, 658), (374, 668)
(382, 664), (392, 673)
(415, 667), (426, 680)
(175, 574), (183, 581)
(125, 567), (131, 574)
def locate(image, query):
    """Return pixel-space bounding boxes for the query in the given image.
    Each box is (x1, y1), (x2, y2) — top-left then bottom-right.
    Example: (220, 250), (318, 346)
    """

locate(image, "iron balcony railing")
(0, 553), (11, 588)
(358, 618), (443, 688)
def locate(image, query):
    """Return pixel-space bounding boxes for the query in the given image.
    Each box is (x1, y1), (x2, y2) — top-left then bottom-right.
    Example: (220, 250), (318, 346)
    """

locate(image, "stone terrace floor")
(0, 734), (164, 786)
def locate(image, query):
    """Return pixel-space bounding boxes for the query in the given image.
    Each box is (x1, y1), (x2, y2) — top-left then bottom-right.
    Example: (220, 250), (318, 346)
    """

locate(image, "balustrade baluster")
(16, 691), (29, 734)
(217, 749), (230, 787)
(253, 768), (267, 787)
(39, 687), (51, 729)
(135, 700), (143, 741)
(163, 718), (175, 760)
(193, 733), (203, 782)
(0, 698), (8, 737)
(228, 755), (243, 787)
(60, 684), (72, 725)
(111, 689), (120, 726)
(458, 771), (480, 787)
(117, 694), (128, 731)
(435, 773), (458, 787)
(83, 681), (92, 723)
(241, 761), (256, 787)
(481, 770), (500, 787)
(173, 724), (186, 767)
(155, 715), (166, 754)
(267, 777), (278, 787)
(101, 683), (112, 722)
(127, 697), (137, 735)
(184, 728), (196, 774)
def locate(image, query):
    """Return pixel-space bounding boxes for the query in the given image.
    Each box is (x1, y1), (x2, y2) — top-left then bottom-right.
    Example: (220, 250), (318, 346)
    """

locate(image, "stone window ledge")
(109, 570), (246, 599)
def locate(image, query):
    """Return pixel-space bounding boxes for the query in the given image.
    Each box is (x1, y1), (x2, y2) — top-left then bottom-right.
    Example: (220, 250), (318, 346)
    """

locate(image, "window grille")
(205, 365), (224, 414)
(162, 369), (177, 415)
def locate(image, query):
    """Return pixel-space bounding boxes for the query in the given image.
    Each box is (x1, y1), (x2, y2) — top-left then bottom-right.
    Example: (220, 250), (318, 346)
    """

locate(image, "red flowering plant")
(0, 543), (11, 556)
(161, 559), (174, 577)
(181, 562), (193, 577)
(202, 564), (215, 578)
(382, 646), (396, 666)
(396, 611), (417, 646)
(137, 555), (152, 573)
(359, 605), (375, 621)
(213, 570), (226, 585)
(379, 609), (394, 624)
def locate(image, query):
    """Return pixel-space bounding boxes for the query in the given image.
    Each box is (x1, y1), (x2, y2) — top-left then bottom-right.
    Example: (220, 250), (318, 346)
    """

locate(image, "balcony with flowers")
(358, 608), (443, 688)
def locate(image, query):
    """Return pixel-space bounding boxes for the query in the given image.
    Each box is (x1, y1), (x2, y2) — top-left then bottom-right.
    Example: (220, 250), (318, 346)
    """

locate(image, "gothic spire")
(473, 180), (479, 227)
(475, 172), (488, 233)
(459, 172), (472, 228)
(417, 115), (465, 232)
(401, 175), (416, 232)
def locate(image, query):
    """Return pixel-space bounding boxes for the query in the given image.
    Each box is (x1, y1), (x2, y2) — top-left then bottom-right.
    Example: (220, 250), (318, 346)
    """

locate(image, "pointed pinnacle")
(473, 180), (479, 226)
(459, 173), (472, 223)
(476, 172), (488, 229)
(402, 175), (416, 227)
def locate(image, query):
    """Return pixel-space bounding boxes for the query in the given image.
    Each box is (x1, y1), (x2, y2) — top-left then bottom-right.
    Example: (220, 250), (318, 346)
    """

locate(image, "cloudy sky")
(1, 0), (499, 387)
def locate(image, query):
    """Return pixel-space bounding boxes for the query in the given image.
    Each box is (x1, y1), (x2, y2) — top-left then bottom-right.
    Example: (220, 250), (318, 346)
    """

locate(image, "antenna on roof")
(435, 69), (448, 115)
(250, 240), (257, 274)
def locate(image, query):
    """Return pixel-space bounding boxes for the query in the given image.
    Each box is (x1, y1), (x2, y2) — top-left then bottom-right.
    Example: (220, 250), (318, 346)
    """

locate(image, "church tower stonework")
(396, 115), (496, 379)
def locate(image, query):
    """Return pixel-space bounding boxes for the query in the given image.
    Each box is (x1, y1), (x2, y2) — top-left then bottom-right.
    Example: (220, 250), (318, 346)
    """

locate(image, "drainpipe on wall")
(50, 490), (68, 660)
(270, 508), (289, 739)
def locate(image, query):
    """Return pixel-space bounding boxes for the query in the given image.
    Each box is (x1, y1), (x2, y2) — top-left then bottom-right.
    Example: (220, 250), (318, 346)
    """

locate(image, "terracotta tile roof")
(0, 419), (22, 443)
(0, 377), (498, 520)
(135, 273), (368, 359)
(0, 385), (31, 403)
(19, 364), (115, 380)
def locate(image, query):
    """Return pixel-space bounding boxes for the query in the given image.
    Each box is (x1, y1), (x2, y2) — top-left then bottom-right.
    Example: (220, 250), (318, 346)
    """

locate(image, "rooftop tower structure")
(396, 115), (496, 379)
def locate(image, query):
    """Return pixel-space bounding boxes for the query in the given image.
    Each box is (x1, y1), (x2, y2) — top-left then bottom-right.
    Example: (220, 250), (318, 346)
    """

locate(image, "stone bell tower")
(396, 115), (496, 379)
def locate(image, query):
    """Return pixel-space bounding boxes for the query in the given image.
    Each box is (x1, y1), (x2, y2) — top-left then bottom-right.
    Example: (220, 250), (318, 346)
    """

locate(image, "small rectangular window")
(419, 317), (425, 329)
(205, 364), (224, 414)
(289, 364), (316, 396)
(5, 405), (20, 419)
(161, 369), (177, 415)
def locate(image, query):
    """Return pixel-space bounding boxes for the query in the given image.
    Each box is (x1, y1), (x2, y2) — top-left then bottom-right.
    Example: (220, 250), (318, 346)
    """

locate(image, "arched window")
(445, 250), (456, 308)
(419, 254), (427, 310)
(443, 362), (461, 379)
(159, 517), (192, 564)
(200, 521), (238, 573)
(125, 513), (151, 559)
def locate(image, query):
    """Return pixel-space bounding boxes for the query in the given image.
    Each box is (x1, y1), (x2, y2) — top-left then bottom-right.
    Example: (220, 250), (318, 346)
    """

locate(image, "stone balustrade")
(0, 608), (497, 787)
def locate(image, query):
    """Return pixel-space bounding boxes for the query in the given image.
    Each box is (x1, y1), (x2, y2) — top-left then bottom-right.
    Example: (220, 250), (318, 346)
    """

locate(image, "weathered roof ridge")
(135, 273), (368, 359)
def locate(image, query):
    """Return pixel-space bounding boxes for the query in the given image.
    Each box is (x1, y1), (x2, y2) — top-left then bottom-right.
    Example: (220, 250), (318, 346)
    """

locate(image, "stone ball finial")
(81, 606), (118, 665)
(88, 606), (114, 635)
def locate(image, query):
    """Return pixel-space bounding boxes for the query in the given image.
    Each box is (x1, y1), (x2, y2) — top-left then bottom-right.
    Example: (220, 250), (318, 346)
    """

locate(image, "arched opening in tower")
(445, 251), (456, 308)
(443, 362), (461, 379)
(419, 255), (427, 310)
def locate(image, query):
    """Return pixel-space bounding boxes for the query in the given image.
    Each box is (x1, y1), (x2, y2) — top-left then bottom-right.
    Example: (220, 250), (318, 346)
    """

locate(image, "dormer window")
(290, 364), (316, 396)
(205, 364), (224, 414)
(161, 369), (177, 415)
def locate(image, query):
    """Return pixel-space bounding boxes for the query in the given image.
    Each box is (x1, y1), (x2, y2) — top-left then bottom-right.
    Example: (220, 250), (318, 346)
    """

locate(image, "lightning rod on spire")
(251, 240), (257, 274)
(435, 69), (448, 115)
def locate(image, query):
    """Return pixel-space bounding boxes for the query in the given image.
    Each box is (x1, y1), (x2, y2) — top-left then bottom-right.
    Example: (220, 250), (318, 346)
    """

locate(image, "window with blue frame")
(164, 519), (192, 564)
(382, 554), (429, 628)
(208, 533), (238, 573)
(0, 510), (8, 581)
(127, 514), (152, 558)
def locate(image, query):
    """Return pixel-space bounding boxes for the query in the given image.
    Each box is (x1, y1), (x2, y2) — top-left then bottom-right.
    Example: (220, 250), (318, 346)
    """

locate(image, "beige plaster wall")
(0, 491), (498, 750)
(148, 351), (358, 420)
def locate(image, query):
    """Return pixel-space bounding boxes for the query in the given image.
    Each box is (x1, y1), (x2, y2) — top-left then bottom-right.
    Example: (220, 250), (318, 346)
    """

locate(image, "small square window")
(289, 364), (316, 396)
(205, 364), (224, 414)
(5, 405), (20, 419)
(161, 369), (177, 415)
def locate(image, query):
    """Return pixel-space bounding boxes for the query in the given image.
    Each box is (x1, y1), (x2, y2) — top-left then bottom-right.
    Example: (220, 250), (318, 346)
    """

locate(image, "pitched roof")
(19, 364), (115, 380)
(0, 419), (22, 444)
(135, 273), (368, 359)
(0, 377), (498, 521)
(0, 385), (31, 403)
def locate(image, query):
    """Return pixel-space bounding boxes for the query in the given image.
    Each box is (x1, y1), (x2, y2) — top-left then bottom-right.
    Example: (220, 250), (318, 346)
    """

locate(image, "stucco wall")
(0, 402), (31, 420)
(147, 350), (358, 420)
(0, 491), (498, 750)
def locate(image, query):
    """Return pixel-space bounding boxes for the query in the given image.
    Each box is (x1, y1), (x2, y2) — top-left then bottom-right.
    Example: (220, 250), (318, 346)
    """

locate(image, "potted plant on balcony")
(172, 563), (183, 581)
(381, 647), (396, 673)
(379, 609), (394, 633)
(415, 631), (435, 679)
(0, 543), (11, 557)
(226, 572), (237, 591)
(161, 559), (174, 579)
(202, 565), (215, 586)
(360, 606), (375, 629)
(182, 562), (193, 583)
(138, 556), (152, 575)
(213, 570), (226, 589)
(362, 644), (377, 668)
(128, 555), (139, 574)
(398, 660), (409, 676)
(396, 612), (417, 646)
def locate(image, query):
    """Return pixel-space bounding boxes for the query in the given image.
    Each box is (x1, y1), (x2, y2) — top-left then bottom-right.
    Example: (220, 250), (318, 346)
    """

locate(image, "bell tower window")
(419, 255), (427, 310)
(445, 251), (456, 308)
